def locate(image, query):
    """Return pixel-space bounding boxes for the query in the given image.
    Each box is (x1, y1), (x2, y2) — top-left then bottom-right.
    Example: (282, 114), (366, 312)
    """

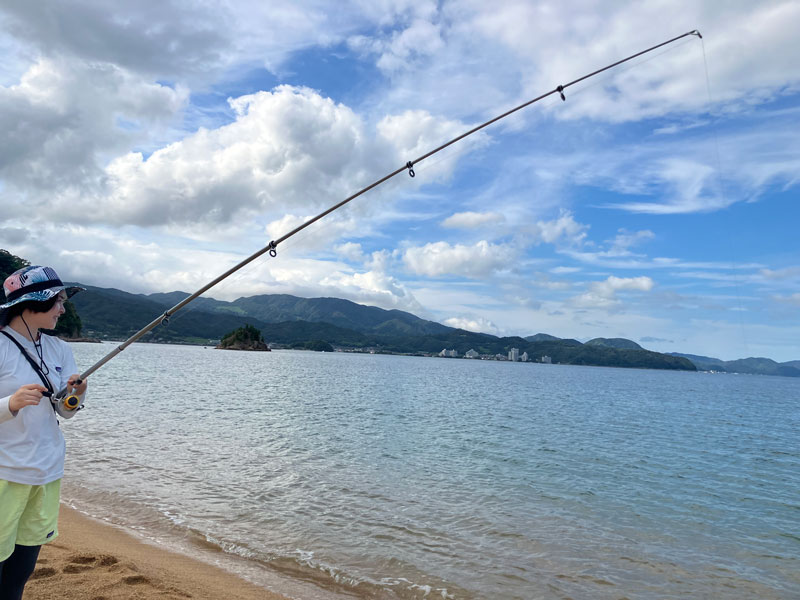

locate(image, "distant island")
(216, 325), (270, 351)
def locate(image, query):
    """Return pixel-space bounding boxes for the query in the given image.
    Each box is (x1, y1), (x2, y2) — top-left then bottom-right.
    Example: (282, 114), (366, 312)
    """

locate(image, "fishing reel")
(47, 385), (84, 418)
(60, 394), (82, 411)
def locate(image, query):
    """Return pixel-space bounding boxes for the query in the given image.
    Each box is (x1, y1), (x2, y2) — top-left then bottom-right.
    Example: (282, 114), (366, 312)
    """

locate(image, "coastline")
(26, 505), (290, 600)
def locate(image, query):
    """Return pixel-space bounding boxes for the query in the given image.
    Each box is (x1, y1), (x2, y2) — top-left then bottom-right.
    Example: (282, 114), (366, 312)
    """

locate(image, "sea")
(61, 342), (799, 599)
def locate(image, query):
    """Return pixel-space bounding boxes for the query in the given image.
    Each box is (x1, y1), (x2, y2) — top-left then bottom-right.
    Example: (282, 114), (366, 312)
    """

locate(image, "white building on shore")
(439, 348), (459, 358)
(520, 351), (529, 362)
(465, 349), (480, 359)
(508, 348), (520, 362)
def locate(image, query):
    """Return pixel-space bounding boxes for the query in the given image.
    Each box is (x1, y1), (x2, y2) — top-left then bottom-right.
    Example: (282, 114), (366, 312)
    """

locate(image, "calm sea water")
(61, 342), (799, 599)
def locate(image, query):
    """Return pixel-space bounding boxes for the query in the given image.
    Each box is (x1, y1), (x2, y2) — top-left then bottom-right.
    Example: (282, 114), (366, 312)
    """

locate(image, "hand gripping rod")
(56, 30), (702, 404)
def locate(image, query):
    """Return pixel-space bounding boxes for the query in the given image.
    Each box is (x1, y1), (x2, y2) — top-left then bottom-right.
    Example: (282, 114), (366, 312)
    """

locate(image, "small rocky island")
(216, 324), (270, 351)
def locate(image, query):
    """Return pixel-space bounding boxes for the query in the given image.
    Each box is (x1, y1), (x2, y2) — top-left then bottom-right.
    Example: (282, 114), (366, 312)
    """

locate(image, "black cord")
(20, 315), (50, 376)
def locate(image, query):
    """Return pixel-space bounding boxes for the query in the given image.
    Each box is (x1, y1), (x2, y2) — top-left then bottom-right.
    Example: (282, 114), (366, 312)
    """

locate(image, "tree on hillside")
(0, 249), (30, 284)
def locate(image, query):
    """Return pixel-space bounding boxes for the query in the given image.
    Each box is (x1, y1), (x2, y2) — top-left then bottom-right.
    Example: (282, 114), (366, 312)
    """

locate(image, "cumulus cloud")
(373, 19), (445, 74)
(0, 1), (229, 81)
(376, 109), (484, 181)
(22, 86), (466, 230)
(403, 240), (518, 278)
(0, 1), (378, 85)
(89, 86), (375, 226)
(320, 268), (424, 313)
(0, 57), (186, 197)
(530, 211), (589, 246)
(7, 86), (465, 229)
(572, 275), (655, 309)
(334, 242), (365, 263)
(443, 315), (499, 335)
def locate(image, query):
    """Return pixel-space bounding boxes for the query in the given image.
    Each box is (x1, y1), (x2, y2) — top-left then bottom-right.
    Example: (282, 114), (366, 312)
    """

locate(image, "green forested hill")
(585, 337), (644, 350)
(69, 285), (270, 343)
(62, 283), (696, 369)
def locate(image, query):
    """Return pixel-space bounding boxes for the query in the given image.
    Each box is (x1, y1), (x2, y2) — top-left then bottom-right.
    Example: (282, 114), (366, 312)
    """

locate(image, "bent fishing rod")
(55, 29), (702, 410)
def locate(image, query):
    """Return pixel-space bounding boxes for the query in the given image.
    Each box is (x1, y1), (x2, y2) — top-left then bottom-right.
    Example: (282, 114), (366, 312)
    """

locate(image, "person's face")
(25, 291), (67, 331)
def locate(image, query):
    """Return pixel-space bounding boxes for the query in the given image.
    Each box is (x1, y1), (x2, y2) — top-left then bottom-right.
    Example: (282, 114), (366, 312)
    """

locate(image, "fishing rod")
(55, 29), (702, 411)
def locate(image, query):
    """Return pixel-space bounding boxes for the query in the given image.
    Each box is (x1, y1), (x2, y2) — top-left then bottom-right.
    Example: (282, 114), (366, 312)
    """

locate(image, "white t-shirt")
(0, 326), (83, 485)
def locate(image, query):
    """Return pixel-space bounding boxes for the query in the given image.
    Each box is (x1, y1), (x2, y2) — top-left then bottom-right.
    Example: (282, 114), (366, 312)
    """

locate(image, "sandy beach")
(24, 505), (289, 600)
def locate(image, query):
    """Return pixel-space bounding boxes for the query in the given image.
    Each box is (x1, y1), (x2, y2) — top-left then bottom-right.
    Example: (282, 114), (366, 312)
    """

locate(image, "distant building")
(541, 355), (552, 364)
(508, 348), (520, 362)
(495, 353), (507, 360)
(465, 349), (480, 359)
(439, 348), (459, 358)
(520, 351), (528, 362)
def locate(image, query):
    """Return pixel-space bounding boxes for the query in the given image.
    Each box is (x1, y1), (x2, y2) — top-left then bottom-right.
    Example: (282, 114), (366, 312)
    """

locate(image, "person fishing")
(0, 265), (87, 599)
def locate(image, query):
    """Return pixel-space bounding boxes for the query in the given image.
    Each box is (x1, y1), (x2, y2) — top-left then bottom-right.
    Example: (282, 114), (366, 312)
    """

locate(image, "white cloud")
(334, 242), (365, 263)
(442, 211), (505, 229)
(0, 57), (186, 196)
(551, 266), (581, 274)
(403, 240), (518, 278)
(373, 19), (445, 74)
(46, 87), (382, 225)
(321, 268), (424, 313)
(0, 1), (382, 85)
(1, 85), (472, 231)
(443, 315), (499, 335)
(376, 109), (483, 181)
(531, 211), (589, 246)
(572, 275), (654, 309)
(556, 229), (654, 266)
(607, 229), (655, 255)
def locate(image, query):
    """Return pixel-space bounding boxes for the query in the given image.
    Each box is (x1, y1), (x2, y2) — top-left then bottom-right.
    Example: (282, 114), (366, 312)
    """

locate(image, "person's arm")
(1, 384), (49, 422)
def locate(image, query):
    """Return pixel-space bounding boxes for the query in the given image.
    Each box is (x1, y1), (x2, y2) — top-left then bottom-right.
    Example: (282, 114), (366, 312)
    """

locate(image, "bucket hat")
(1, 265), (85, 326)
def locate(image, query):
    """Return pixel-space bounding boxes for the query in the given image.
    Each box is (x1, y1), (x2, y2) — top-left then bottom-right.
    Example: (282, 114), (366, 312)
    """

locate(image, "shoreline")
(26, 504), (291, 600)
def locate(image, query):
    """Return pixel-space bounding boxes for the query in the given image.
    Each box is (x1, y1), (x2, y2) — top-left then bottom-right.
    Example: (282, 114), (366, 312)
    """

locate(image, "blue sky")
(1, 1), (798, 361)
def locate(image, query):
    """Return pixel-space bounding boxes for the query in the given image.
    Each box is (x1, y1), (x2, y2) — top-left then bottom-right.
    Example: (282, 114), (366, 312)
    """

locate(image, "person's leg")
(1, 478), (60, 599)
(0, 544), (42, 600)
(0, 480), (30, 590)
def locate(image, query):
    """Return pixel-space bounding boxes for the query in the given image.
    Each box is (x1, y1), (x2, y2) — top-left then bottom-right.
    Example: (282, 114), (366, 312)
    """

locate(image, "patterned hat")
(0, 265), (85, 325)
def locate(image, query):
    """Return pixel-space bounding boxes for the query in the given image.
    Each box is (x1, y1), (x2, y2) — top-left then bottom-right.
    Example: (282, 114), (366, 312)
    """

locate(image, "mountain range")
(54, 283), (800, 377)
(668, 353), (800, 378)
(6, 251), (794, 376)
(65, 284), (800, 376)
(67, 284), (697, 372)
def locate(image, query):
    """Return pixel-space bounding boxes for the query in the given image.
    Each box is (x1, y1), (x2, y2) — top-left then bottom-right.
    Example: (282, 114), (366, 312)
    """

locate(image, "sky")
(1, 1), (799, 362)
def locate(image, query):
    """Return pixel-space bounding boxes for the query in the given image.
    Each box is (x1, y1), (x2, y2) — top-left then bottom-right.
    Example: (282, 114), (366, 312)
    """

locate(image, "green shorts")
(0, 479), (61, 562)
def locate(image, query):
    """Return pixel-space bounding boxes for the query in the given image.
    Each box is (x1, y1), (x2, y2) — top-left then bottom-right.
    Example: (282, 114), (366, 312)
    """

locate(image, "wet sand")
(25, 505), (290, 600)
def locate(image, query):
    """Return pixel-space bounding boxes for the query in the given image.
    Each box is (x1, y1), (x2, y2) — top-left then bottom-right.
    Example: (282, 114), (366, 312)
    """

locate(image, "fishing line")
(698, 36), (750, 357)
(53, 30), (703, 404)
